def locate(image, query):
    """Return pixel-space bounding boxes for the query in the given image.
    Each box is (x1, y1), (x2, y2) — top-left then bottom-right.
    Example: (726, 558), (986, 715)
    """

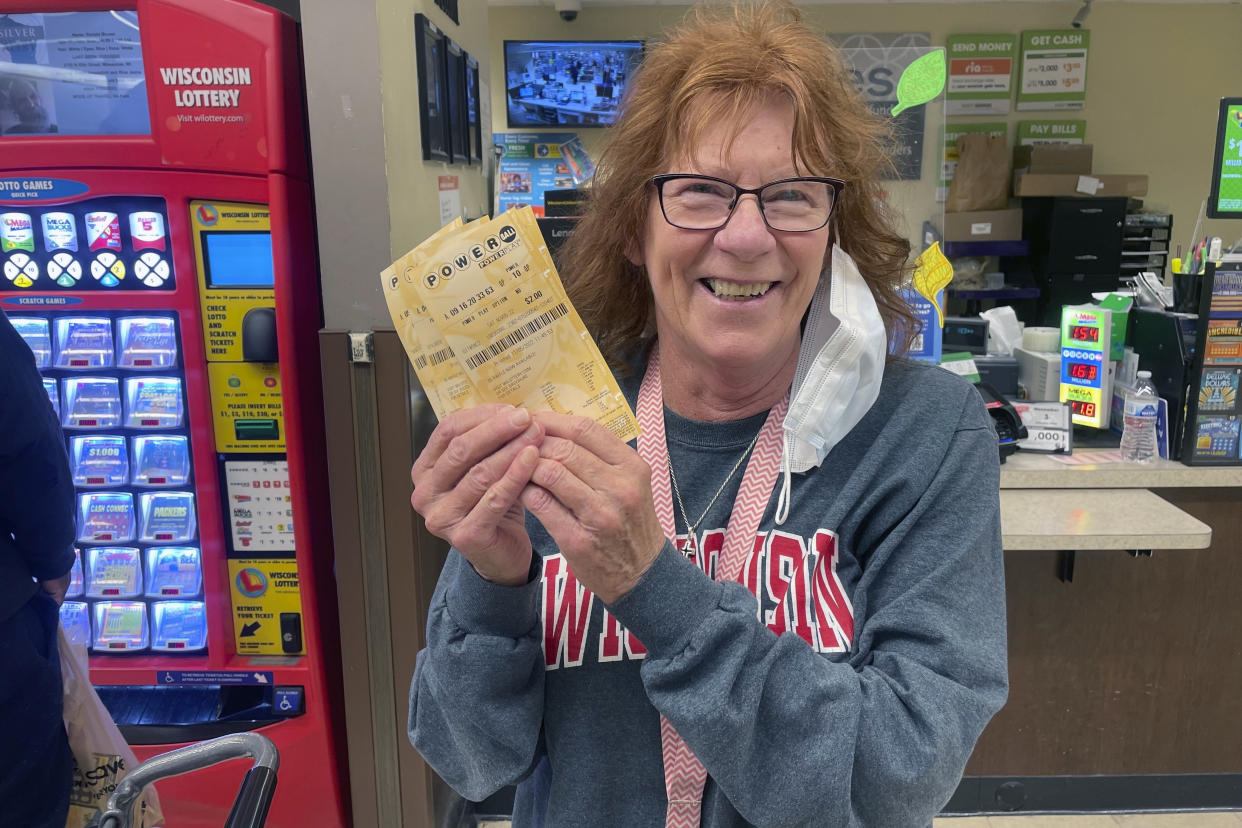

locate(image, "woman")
(408, 3), (1007, 826)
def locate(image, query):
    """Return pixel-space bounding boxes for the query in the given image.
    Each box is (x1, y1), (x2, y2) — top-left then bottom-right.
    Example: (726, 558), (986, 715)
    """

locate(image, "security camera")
(1071, 0), (1093, 28)
(555, 0), (580, 22)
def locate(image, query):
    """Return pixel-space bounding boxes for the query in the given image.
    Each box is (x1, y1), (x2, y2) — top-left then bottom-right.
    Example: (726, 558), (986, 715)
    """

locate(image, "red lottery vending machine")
(0, 2), (348, 825)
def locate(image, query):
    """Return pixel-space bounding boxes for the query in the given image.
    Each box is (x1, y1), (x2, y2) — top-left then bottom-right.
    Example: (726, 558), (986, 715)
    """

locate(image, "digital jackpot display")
(1059, 305), (1113, 429)
(1207, 97), (1242, 219)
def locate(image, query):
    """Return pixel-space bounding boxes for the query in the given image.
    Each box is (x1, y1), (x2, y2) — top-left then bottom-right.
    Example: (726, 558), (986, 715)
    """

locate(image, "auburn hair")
(556, 0), (918, 366)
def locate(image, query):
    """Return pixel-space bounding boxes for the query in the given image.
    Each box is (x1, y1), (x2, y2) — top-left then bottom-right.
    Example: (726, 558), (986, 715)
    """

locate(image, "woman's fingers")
(464, 445), (540, 530)
(412, 406), (539, 498)
(412, 404), (530, 485)
(533, 410), (636, 466)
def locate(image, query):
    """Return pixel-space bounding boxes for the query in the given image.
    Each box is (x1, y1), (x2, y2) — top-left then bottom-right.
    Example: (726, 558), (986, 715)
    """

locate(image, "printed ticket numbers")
(381, 217), (482, 416)
(382, 207), (639, 441)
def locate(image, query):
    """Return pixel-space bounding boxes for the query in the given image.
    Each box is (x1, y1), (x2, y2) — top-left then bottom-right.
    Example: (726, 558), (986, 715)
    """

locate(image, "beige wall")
(304, 0), (494, 330)
(378, 0), (495, 258)
(305, 1), (1242, 330)
(488, 1), (1242, 260)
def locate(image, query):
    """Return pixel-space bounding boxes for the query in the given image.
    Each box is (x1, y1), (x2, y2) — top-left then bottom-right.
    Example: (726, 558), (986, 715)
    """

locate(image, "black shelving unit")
(1121, 211), (1174, 282)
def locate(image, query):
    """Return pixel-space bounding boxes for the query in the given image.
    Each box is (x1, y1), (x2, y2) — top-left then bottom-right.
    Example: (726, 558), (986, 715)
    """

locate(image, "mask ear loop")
(776, 433), (793, 525)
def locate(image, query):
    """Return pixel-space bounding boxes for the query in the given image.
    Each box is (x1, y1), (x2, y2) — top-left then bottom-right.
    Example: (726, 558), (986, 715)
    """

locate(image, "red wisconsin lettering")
(598, 610), (646, 662)
(741, 534), (765, 595)
(764, 532), (801, 633)
(766, 532), (821, 647)
(599, 610), (622, 662)
(699, 528), (724, 579)
(542, 554), (594, 669)
(811, 530), (854, 652)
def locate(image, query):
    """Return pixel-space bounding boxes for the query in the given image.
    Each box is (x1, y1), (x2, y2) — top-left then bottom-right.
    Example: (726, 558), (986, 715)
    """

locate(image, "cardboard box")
(1014, 173), (1148, 198)
(1013, 144), (1093, 176)
(943, 208), (1023, 242)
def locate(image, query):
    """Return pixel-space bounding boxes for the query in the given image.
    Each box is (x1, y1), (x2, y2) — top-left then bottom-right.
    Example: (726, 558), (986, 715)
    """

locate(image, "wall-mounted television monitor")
(1207, 96), (1242, 219)
(504, 40), (642, 129)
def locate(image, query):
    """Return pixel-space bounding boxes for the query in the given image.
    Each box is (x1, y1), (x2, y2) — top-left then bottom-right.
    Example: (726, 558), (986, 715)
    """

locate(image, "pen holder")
(1173, 270), (1203, 314)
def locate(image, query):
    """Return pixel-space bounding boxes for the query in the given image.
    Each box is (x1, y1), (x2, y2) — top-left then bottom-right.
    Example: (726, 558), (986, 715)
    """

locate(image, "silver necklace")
(667, 429), (761, 559)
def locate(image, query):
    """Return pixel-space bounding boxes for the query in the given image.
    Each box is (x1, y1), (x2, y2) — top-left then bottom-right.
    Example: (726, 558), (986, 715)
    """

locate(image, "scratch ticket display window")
(11, 309), (204, 654)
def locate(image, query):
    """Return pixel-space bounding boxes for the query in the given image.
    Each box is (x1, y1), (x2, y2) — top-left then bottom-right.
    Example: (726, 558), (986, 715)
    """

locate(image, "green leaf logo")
(891, 50), (946, 117)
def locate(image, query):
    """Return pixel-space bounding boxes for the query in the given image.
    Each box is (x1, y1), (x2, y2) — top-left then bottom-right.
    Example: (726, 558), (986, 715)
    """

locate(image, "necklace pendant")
(677, 538), (697, 559)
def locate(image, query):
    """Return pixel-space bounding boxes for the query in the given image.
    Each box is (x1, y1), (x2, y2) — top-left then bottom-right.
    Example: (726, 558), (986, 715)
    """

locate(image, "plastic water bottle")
(1120, 370), (1159, 463)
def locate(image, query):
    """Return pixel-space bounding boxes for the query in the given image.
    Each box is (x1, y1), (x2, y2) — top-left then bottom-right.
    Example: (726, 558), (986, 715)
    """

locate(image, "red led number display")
(1070, 400), (1097, 418)
(1069, 325), (1100, 343)
(1067, 362), (1099, 381)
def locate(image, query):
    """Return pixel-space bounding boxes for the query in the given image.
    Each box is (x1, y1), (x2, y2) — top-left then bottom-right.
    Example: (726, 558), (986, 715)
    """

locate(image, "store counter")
(1001, 451), (1242, 489)
(996, 453), (1238, 551)
(966, 449), (1242, 813)
(1000, 488), (1211, 551)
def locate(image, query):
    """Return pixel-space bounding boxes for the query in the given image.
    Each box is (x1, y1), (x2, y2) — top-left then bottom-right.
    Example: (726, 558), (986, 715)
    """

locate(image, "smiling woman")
(406, 3), (1008, 827)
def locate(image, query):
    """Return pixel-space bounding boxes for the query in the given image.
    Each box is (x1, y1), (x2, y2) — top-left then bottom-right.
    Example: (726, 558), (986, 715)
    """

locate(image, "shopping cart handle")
(224, 765), (279, 828)
(101, 732), (279, 828)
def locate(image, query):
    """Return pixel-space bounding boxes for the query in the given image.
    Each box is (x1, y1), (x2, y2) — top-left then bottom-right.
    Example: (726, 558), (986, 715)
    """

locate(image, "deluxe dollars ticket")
(381, 207), (639, 442)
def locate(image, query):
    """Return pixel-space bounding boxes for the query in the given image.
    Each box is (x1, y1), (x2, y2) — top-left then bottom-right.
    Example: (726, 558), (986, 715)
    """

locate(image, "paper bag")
(946, 132), (1011, 212)
(59, 628), (164, 827)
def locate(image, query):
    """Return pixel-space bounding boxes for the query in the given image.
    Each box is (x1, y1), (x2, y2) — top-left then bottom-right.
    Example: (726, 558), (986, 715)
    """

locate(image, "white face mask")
(776, 244), (888, 524)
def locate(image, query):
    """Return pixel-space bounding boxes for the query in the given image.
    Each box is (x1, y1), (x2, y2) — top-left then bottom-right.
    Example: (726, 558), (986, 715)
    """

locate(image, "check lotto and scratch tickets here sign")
(381, 207), (640, 442)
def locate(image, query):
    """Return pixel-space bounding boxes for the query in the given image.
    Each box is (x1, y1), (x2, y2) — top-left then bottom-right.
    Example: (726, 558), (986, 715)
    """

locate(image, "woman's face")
(632, 98), (831, 378)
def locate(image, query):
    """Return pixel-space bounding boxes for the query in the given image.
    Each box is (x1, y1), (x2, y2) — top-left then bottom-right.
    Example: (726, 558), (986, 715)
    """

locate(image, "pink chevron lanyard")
(636, 344), (788, 828)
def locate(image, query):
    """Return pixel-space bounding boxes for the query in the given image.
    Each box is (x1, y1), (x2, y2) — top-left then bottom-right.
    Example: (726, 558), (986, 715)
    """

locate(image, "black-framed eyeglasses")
(651, 173), (845, 233)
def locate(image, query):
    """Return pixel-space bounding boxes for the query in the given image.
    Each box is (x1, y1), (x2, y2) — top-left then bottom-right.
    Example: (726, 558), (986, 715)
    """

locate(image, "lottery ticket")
(381, 207), (638, 441)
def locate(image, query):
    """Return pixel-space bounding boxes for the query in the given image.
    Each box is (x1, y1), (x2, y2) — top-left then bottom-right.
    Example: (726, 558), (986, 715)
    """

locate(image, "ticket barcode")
(464, 303), (568, 370)
(428, 346), (454, 367)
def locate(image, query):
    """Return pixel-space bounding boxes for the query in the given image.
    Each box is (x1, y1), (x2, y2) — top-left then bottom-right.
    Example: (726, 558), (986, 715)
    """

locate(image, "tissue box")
(943, 208), (1023, 242)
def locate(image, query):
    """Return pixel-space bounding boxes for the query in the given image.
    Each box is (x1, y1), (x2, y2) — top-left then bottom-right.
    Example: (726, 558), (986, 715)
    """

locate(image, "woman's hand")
(411, 404), (544, 586)
(521, 411), (666, 604)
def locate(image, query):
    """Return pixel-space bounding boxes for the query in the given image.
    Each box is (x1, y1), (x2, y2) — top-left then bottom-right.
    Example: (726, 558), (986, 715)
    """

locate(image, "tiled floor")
(480, 814), (1242, 827)
(481, 819), (1242, 824)
(937, 815), (1242, 827)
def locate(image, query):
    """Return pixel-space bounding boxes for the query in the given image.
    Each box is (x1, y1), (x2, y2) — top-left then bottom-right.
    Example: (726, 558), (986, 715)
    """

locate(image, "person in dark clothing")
(0, 307), (76, 828)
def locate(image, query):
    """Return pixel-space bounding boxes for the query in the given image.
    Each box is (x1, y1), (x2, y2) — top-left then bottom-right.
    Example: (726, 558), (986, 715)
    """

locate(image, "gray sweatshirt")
(409, 356), (1008, 827)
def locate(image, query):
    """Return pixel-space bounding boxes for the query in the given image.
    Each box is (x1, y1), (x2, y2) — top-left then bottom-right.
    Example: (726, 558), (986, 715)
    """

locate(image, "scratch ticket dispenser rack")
(0, 2), (345, 826)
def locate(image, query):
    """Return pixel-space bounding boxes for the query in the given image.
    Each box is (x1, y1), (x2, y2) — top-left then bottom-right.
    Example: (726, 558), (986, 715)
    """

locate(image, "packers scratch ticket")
(381, 207), (639, 442)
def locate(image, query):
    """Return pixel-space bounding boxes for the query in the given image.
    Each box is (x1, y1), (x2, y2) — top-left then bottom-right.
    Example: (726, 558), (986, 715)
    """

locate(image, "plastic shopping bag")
(59, 627), (164, 827)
